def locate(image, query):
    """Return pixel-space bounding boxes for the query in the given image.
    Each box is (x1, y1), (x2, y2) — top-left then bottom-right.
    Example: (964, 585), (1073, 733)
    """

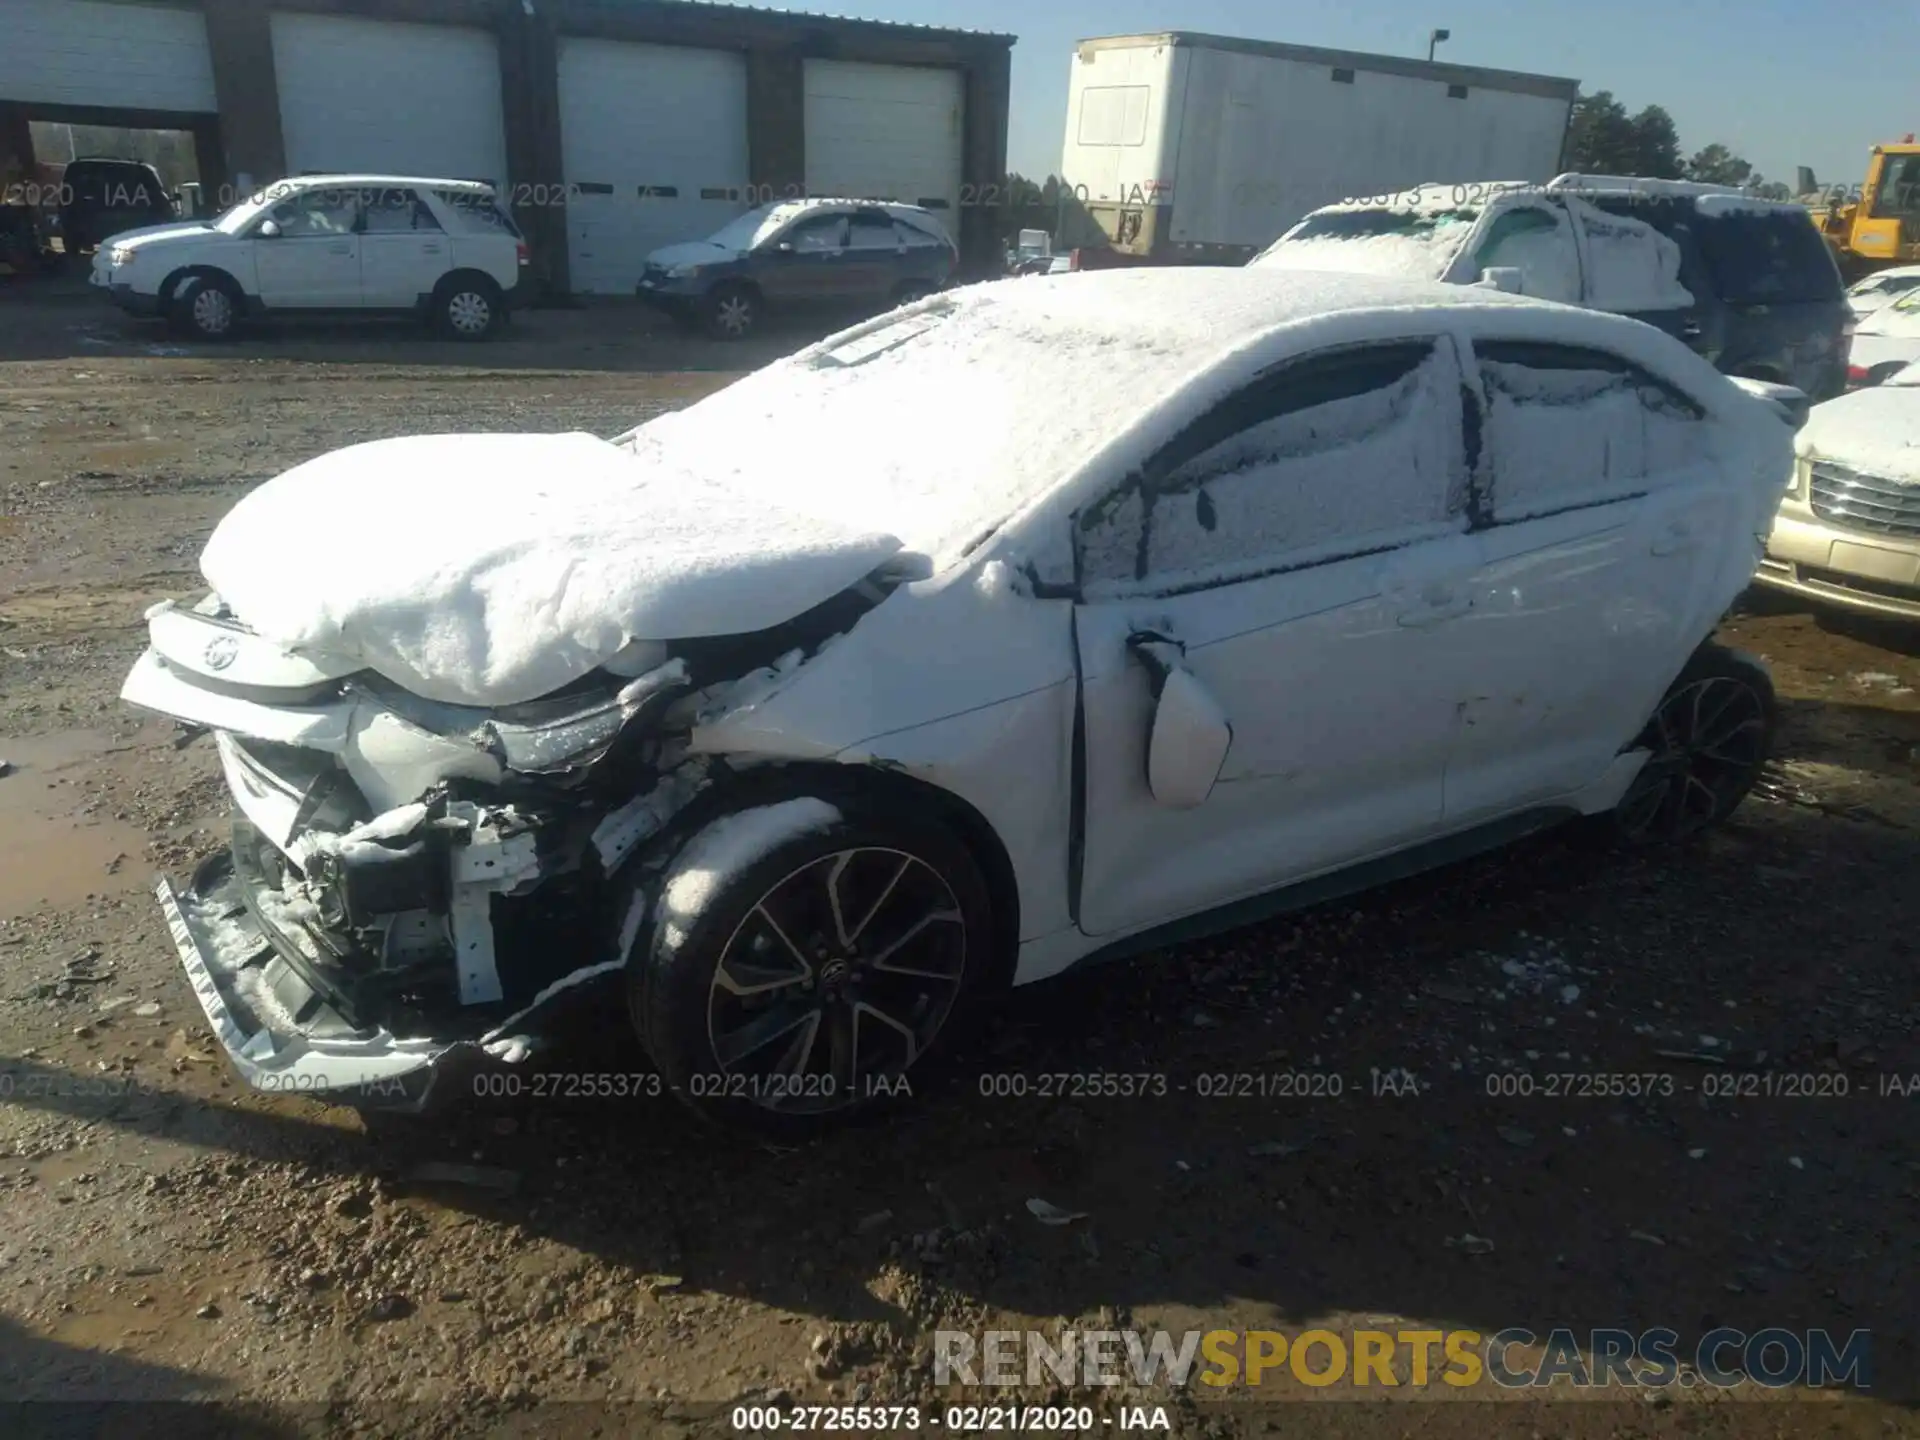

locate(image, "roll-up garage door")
(271, 13), (509, 187)
(557, 37), (751, 295)
(803, 60), (963, 221)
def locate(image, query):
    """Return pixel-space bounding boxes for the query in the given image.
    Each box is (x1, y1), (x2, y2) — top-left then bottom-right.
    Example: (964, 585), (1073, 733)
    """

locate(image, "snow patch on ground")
(658, 797), (843, 948)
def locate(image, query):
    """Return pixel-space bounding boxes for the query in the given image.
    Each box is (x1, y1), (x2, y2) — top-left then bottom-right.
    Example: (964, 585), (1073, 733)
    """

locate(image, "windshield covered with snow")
(704, 203), (811, 253)
(1256, 206), (1480, 279)
(619, 274), (1301, 566)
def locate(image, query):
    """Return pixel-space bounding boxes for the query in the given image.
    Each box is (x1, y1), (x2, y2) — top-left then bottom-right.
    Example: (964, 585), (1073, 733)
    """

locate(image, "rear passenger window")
(1477, 341), (1710, 522)
(1565, 197), (1694, 313)
(1077, 342), (1466, 594)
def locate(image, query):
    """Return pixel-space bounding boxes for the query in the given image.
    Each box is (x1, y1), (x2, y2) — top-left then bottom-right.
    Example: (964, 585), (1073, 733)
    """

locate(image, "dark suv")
(1259, 177), (1851, 401)
(637, 198), (957, 339)
(1581, 189), (1851, 401)
(61, 158), (177, 255)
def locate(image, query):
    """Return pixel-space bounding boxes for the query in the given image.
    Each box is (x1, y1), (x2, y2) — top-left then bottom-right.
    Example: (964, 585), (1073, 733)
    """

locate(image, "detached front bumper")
(157, 829), (628, 1114)
(158, 847), (481, 1111)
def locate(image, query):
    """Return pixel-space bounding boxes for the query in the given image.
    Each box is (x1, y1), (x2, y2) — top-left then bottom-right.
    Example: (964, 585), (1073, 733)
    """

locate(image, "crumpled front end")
(121, 595), (706, 1110)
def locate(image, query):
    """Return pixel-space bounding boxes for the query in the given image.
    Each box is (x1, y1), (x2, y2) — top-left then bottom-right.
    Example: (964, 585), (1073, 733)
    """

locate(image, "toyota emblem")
(203, 636), (239, 672)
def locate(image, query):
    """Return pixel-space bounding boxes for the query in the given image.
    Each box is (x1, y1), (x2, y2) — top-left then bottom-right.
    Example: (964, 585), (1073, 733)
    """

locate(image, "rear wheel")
(626, 795), (997, 1134)
(1610, 644), (1775, 844)
(433, 274), (504, 340)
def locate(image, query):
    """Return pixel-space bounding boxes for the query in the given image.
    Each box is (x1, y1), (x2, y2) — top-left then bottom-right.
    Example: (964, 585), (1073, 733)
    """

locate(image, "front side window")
(1476, 341), (1709, 523)
(775, 214), (848, 253)
(1076, 341), (1466, 595)
(1471, 205), (1579, 302)
(266, 188), (358, 237)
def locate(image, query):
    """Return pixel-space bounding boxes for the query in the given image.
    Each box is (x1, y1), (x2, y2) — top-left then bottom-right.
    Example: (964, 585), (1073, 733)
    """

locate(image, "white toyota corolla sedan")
(121, 267), (1799, 1129)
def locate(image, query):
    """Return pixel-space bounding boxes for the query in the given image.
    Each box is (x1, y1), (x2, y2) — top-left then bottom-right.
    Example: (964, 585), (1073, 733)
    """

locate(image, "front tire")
(1609, 643), (1776, 844)
(169, 275), (241, 341)
(628, 795), (997, 1134)
(701, 282), (758, 340)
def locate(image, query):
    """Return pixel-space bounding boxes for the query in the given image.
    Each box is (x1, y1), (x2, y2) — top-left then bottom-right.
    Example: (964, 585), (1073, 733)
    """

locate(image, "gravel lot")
(1, 282), (1916, 1437)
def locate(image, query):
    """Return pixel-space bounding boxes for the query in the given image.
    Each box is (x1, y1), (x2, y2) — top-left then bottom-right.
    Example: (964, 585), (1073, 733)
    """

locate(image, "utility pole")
(1428, 27), (1451, 62)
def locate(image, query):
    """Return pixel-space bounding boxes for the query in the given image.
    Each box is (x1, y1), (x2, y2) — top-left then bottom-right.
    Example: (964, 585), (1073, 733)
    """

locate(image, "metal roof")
(596, 0), (1014, 44)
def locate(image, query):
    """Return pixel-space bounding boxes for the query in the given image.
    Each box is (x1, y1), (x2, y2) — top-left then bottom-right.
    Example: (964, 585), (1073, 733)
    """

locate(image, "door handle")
(420, 244), (442, 254)
(1396, 592), (1473, 627)
(326, 242), (351, 254)
(1680, 320), (1704, 342)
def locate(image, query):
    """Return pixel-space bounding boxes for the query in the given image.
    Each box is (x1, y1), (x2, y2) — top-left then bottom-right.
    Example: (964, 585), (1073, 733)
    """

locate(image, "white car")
(90, 174), (528, 341)
(120, 269), (1796, 1128)
(1845, 264), (1920, 320)
(1758, 359), (1920, 620)
(1843, 287), (1920, 386)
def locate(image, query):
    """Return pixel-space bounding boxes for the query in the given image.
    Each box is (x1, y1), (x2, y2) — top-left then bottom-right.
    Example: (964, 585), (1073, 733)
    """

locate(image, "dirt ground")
(1, 280), (1916, 1438)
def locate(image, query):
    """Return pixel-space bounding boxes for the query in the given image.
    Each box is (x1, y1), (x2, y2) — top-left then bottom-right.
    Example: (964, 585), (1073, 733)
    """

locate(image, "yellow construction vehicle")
(1804, 138), (1920, 280)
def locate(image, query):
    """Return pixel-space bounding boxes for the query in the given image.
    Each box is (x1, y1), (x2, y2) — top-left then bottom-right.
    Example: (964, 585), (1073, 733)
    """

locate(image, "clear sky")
(756, 0), (1913, 192)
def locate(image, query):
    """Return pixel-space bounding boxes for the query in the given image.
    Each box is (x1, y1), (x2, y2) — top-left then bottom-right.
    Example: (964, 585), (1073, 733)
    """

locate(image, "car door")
(1454, 199), (1583, 303)
(754, 212), (850, 303)
(1071, 338), (1479, 938)
(842, 209), (905, 301)
(1437, 336), (1731, 822)
(357, 187), (448, 307)
(252, 187), (361, 307)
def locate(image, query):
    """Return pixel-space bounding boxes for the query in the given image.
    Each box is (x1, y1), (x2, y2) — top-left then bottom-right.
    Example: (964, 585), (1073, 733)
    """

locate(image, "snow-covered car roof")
(699, 196), (953, 252)
(616, 267), (1709, 570)
(1851, 265), (1920, 291)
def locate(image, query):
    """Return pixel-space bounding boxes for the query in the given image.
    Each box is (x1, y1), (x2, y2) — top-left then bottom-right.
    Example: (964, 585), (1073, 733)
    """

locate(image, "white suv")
(90, 175), (528, 341)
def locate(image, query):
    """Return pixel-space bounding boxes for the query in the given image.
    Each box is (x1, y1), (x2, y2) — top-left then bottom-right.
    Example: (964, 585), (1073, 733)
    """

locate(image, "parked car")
(1253, 175), (1852, 401)
(90, 174), (529, 341)
(1845, 264), (1920, 320)
(120, 269), (1794, 1128)
(637, 198), (955, 339)
(60, 157), (175, 256)
(1757, 358), (1920, 619)
(1838, 288), (1920, 386)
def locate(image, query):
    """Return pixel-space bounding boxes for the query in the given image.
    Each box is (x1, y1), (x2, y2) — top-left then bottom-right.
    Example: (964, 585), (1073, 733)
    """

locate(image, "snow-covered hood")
(646, 240), (739, 269)
(1254, 230), (1463, 281)
(200, 432), (904, 707)
(1797, 384), (1920, 485)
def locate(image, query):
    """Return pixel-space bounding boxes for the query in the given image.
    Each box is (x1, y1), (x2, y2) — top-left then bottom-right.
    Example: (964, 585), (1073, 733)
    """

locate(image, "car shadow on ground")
(7, 796), (1914, 1405)
(0, 278), (884, 374)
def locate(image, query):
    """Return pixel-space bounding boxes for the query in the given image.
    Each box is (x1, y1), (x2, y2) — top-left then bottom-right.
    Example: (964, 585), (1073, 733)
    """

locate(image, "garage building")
(0, 0), (1015, 293)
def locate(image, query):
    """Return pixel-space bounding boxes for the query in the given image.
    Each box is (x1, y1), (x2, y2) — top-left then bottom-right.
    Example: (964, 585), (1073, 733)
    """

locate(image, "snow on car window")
(1469, 205), (1580, 303)
(1564, 197), (1694, 313)
(1080, 345), (1464, 593)
(618, 276), (1225, 567)
(1257, 206), (1479, 280)
(705, 201), (810, 252)
(1480, 346), (1709, 521)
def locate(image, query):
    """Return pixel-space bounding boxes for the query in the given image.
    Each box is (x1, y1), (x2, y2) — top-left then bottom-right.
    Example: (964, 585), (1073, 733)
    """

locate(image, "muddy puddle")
(0, 729), (149, 919)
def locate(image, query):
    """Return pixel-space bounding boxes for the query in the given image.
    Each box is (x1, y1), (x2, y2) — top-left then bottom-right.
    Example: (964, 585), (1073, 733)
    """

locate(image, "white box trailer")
(1060, 32), (1579, 263)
